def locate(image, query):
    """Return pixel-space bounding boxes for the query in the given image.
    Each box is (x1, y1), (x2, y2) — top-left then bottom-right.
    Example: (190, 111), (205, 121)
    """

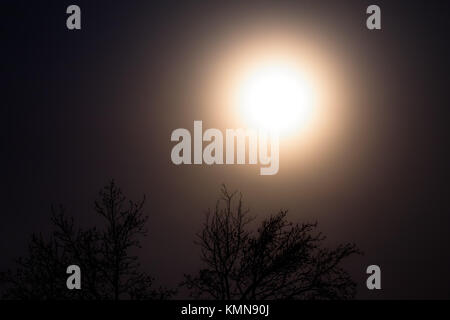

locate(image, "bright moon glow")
(237, 62), (317, 135)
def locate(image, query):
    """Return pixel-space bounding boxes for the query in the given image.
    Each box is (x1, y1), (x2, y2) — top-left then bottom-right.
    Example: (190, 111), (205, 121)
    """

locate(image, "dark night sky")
(1, 0), (450, 299)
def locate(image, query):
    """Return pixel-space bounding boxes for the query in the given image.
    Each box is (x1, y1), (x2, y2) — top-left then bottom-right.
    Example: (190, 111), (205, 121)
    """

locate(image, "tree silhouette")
(183, 185), (361, 300)
(0, 181), (173, 300)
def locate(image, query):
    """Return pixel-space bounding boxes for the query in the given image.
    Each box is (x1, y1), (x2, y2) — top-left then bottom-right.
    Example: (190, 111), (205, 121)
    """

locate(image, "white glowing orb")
(237, 63), (317, 135)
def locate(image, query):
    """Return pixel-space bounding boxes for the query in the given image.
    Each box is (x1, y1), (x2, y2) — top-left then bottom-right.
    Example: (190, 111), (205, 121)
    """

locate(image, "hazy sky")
(2, 0), (450, 299)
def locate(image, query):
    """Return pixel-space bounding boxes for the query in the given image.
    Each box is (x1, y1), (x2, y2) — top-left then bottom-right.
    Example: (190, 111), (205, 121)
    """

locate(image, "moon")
(236, 60), (317, 135)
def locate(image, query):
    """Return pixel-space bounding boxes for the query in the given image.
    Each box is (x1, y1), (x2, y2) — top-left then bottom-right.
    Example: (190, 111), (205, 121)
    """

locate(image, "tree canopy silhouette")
(183, 185), (361, 300)
(0, 181), (173, 300)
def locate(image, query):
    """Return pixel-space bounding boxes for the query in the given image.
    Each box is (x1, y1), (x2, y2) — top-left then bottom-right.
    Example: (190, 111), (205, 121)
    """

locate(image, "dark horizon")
(2, 0), (450, 299)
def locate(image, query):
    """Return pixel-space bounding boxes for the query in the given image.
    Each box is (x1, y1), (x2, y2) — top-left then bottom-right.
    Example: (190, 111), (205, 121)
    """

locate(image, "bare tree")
(183, 185), (361, 300)
(0, 180), (173, 300)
